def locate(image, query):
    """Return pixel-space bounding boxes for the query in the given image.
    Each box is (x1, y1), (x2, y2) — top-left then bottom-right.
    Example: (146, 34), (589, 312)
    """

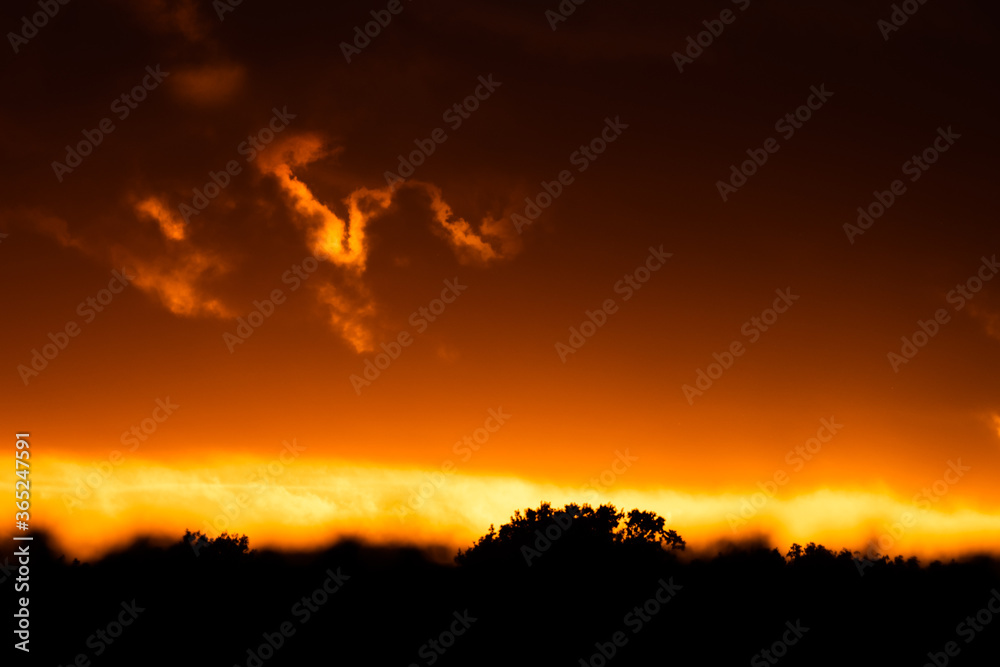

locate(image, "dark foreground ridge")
(10, 502), (1000, 666)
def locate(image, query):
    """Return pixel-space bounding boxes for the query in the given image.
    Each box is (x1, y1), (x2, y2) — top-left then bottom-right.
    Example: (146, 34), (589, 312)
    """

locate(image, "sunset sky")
(3, 0), (999, 560)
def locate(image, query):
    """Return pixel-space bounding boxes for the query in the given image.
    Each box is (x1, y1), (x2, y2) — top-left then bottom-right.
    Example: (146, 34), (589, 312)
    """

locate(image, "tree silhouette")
(16, 522), (1000, 666)
(455, 501), (683, 567)
(621, 508), (686, 550)
(183, 529), (253, 560)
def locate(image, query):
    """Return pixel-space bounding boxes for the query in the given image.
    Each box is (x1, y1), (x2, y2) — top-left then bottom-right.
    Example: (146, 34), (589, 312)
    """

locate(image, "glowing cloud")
(135, 196), (186, 241)
(316, 280), (378, 353)
(424, 183), (501, 264)
(258, 134), (516, 271)
(257, 135), (380, 270)
(24, 129), (520, 352)
(110, 246), (232, 317)
(254, 133), (520, 350)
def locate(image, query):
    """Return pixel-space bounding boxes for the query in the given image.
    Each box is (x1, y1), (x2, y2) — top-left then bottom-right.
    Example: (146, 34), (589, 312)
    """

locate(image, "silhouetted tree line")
(11, 502), (1000, 666)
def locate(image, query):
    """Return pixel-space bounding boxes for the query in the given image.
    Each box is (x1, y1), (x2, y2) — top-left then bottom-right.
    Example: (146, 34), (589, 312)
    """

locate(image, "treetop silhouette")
(455, 502), (684, 567)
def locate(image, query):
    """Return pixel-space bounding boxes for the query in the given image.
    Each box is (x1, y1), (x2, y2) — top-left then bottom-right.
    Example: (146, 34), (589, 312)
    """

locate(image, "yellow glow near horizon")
(25, 454), (1000, 563)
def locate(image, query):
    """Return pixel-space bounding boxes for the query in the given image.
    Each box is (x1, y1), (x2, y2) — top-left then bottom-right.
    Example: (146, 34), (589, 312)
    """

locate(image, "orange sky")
(2, 0), (1000, 560)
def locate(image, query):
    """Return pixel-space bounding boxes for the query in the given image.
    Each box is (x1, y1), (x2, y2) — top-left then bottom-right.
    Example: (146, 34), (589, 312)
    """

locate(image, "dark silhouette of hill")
(9, 503), (1000, 666)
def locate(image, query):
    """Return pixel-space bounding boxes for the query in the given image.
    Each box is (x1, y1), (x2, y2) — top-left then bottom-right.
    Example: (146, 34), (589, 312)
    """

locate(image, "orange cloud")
(257, 134), (376, 270)
(23, 130), (522, 352)
(424, 183), (502, 264)
(26, 211), (88, 251)
(110, 245), (232, 317)
(29, 208), (231, 318)
(254, 133), (521, 351)
(317, 280), (378, 353)
(135, 196), (186, 241)
(258, 134), (519, 270)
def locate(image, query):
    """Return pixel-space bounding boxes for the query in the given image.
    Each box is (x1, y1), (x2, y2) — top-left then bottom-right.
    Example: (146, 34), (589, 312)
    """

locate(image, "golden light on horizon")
(26, 453), (1000, 563)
